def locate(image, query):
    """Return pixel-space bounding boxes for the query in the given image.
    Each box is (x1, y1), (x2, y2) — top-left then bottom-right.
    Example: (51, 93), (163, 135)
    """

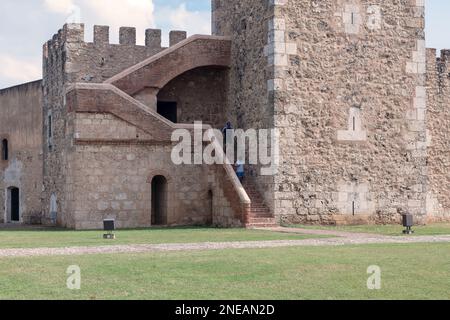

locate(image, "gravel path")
(0, 229), (449, 258)
(257, 226), (386, 239)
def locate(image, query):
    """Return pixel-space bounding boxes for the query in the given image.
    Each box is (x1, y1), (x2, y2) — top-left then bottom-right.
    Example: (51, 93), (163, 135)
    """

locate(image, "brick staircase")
(243, 181), (278, 228)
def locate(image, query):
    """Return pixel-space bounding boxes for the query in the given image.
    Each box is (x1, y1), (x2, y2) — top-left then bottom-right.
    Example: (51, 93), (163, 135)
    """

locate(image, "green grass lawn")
(0, 227), (323, 249)
(285, 223), (450, 236)
(0, 243), (449, 300)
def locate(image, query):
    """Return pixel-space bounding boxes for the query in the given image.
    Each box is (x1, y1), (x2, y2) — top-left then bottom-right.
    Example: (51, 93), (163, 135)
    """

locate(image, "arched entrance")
(6, 187), (20, 223)
(151, 175), (168, 225)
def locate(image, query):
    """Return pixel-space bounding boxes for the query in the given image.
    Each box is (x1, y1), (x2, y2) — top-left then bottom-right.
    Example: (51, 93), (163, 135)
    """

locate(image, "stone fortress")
(0, 0), (449, 229)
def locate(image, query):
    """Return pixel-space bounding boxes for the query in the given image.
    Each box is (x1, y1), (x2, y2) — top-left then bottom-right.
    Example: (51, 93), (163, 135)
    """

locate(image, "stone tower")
(40, 23), (242, 229)
(426, 49), (450, 222)
(41, 24), (183, 227)
(212, 0), (435, 224)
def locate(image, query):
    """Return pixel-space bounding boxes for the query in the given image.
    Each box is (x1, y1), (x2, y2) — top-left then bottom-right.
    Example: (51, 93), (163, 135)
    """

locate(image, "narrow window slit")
(1, 139), (8, 161)
(48, 115), (52, 139)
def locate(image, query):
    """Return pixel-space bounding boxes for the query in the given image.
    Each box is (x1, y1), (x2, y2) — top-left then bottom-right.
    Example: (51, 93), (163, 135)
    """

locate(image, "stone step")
(250, 211), (270, 215)
(245, 191), (262, 195)
(246, 222), (279, 228)
(243, 180), (278, 228)
(248, 220), (275, 224)
(250, 202), (268, 210)
(245, 190), (261, 194)
(249, 213), (274, 218)
(250, 206), (269, 211)
(248, 218), (276, 223)
(249, 199), (265, 202)
(247, 194), (266, 201)
(247, 194), (264, 198)
(248, 197), (264, 202)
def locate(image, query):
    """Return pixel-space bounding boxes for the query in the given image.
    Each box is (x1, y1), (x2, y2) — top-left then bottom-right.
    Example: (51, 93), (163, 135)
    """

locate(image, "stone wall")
(66, 143), (212, 229)
(75, 113), (154, 141)
(212, 0), (433, 225)
(59, 112), (242, 229)
(65, 25), (168, 84)
(212, 0), (276, 214)
(157, 66), (229, 128)
(275, 0), (426, 224)
(426, 49), (450, 221)
(42, 24), (174, 227)
(42, 24), (74, 226)
(35, 1), (449, 228)
(43, 23), (245, 229)
(274, 0), (428, 225)
(211, 165), (248, 227)
(0, 80), (43, 224)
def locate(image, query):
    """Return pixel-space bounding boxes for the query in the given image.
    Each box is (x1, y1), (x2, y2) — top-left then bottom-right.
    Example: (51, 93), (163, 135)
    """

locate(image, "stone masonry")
(0, 80), (43, 224)
(0, 0), (449, 229)
(212, 0), (449, 225)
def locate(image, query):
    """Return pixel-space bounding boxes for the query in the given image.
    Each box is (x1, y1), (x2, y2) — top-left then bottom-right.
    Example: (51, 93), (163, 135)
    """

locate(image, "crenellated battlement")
(426, 48), (450, 98)
(45, 23), (188, 49)
(43, 23), (190, 85)
(440, 49), (450, 60)
(427, 48), (450, 78)
(437, 49), (450, 73)
(169, 30), (187, 46)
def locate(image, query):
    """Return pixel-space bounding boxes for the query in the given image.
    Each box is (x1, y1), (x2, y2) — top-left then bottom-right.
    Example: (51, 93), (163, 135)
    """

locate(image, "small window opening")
(48, 113), (53, 151)
(1, 139), (8, 161)
(48, 114), (53, 139)
(157, 101), (178, 123)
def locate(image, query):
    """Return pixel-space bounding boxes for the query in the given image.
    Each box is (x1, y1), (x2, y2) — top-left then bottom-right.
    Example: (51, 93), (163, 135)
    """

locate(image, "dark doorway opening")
(151, 176), (168, 226)
(10, 187), (20, 222)
(2, 139), (8, 161)
(157, 101), (177, 123)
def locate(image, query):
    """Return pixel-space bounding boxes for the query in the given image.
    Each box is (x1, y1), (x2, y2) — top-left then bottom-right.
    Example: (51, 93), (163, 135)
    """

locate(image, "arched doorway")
(7, 187), (20, 223)
(151, 175), (168, 225)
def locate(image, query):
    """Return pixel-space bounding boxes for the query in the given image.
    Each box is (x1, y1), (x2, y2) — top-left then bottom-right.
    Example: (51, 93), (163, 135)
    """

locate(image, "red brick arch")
(106, 35), (231, 96)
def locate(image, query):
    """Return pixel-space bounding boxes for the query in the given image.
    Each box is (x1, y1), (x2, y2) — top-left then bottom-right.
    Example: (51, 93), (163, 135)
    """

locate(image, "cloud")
(167, 3), (211, 34)
(41, 0), (209, 45)
(154, 2), (211, 45)
(0, 0), (210, 88)
(80, 0), (155, 30)
(0, 55), (41, 84)
(44, 0), (74, 14)
(42, 0), (155, 44)
(80, 0), (155, 43)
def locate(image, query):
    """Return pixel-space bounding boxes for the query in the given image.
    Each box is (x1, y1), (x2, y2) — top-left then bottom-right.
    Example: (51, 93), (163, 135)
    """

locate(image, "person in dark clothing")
(222, 121), (233, 159)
